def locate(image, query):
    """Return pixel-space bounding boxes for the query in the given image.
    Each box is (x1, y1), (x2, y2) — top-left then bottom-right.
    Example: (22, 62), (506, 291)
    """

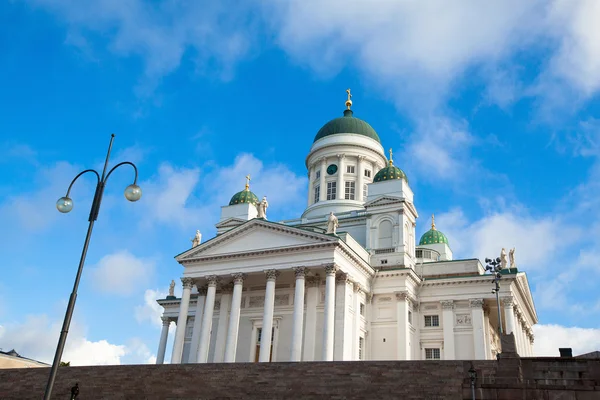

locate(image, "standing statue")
(509, 247), (516, 270)
(256, 196), (269, 219)
(500, 248), (508, 270)
(326, 212), (339, 234)
(191, 230), (202, 247)
(169, 280), (175, 297)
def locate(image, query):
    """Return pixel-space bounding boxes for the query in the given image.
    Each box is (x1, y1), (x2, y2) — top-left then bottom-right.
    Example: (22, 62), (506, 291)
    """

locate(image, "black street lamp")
(484, 257), (503, 335)
(468, 365), (477, 400)
(43, 135), (141, 400)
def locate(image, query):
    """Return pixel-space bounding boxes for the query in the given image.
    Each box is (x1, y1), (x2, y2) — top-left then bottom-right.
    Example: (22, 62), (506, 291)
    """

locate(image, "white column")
(188, 286), (206, 363)
(337, 154), (345, 199)
(197, 276), (218, 363)
(319, 158), (327, 201)
(213, 288), (232, 362)
(259, 269), (279, 362)
(171, 277), (193, 364)
(156, 317), (171, 364)
(322, 264), (337, 361)
(290, 267), (306, 361)
(224, 273), (245, 362)
(334, 273), (353, 360)
(396, 292), (412, 360)
(470, 299), (486, 360)
(352, 284), (362, 360)
(307, 168), (314, 207)
(502, 297), (516, 335)
(303, 276), (319, 361)
(441, 301), (455, 360)
(357, 156), (365, 202)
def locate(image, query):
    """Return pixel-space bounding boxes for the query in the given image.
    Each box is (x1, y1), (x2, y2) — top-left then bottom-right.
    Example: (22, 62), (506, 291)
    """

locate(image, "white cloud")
(0, 315), (126, 366)
(134, 288), (166, 328)
(534, 324), (600, 356)
(28, 0), (259, 91)
(89, 250), (154, 296)
(436, 208), (580, 268)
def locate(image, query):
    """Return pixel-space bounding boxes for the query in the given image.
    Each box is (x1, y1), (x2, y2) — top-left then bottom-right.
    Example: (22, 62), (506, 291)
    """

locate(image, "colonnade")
(157, 264), (364, 364)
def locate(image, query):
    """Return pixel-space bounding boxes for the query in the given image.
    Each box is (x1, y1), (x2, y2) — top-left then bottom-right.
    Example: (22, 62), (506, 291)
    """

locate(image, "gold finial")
(345, 88), (353, 110)
(245, 174), (251, 190)
(431, 214), (436, 230)
(388, 148), (393, 166)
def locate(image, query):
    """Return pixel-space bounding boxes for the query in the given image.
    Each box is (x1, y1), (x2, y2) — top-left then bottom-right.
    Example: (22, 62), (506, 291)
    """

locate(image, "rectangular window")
(408, 310), (413, 325)
(344, 181), (356, 200)
(327, 181), (337, 200)
(346, 165), (355, 174)
(424, 315), (440, 327)
(381, 259), (388, 265)
(316, 170), (321, 180)
(359, 303), (365, 316)
(425, 348), (441, 360)
(358, 337), (364, 360)
(363, 184), (368, 199)
(314, 185), (320, 203)
(364, 169), (371, 178)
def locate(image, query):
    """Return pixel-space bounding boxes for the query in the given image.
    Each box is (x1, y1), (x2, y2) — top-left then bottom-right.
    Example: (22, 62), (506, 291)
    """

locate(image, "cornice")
(374, 269), (422, 286)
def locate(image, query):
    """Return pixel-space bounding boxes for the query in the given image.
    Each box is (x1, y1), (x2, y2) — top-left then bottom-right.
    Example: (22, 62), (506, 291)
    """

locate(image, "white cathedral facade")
(156, 92), (538, 365)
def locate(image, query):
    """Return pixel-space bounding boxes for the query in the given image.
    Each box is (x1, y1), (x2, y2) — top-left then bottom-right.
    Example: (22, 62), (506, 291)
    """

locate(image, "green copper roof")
(419, 228), (449, 245)
(313, 109), (380, 143)
(229, 188), (259, 206)
(373, 163), (408, 183)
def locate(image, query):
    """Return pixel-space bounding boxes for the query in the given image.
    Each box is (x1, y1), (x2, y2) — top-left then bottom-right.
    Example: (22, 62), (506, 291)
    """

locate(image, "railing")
(374, 248), (394, 254)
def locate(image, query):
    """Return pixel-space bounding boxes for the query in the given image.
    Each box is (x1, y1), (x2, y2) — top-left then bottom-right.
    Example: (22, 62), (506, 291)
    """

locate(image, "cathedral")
(156, 91), (537, 365)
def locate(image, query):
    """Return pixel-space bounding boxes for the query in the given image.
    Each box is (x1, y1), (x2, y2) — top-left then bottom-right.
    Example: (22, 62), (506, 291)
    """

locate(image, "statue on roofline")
(191, 230), (202, 247)
(256, 196), (268, 219)
(509, 247), (516, 270)
(326, 212), (339, 235)
(500, 248), (508, 270)
(169, 280), (175, 297)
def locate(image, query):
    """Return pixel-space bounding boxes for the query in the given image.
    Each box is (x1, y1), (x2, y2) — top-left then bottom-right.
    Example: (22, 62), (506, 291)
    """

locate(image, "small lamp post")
(43, 135), (141, 400)
(485, 257), (503, 335)
(468, 365), (477, 400)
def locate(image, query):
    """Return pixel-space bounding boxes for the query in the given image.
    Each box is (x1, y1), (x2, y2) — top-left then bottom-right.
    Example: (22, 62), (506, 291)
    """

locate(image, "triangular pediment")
(177, 219), (338, 261)
(364, 195), (404, 208)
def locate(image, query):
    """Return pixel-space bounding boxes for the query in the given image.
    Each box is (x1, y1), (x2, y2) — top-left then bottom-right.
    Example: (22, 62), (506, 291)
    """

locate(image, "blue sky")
(1, 0), (600, 364)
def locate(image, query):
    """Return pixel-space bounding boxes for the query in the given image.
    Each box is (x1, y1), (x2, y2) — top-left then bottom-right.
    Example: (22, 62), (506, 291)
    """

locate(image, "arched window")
(378, 220), (393, 249)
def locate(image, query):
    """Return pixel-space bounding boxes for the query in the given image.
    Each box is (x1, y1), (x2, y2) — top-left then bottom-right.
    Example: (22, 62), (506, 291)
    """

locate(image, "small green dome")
(229, 188), (259, 206)
(314, 109), (380, 143)
(419, 215), (449, 245)
(373, 162), (408, 183)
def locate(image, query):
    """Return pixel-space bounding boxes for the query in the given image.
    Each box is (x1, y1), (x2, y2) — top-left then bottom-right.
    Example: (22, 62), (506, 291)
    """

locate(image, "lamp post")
(43, 134), (141, 400)
(468, 365), (477, 400)
(484, 257), (503, 335)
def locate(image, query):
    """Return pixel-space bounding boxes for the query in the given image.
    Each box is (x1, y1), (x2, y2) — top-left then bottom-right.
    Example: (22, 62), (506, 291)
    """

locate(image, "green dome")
(229, 188), (259, 206)
(314, 109), (380, 143)
(373, 162), (409, 183)
(419, 216), (449, 245)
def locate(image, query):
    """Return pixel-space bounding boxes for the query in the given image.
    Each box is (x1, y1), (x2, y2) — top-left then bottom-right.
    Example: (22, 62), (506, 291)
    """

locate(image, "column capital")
(264, 269), (281, 281)
(357, 155), (366, 161)
(353, 282), (363, 293)
(441, 300), (455, 310)
(395, 291), (414, 305)
(293, 267), (307, 279)
(306, 275), (321, 286)
(335, 272), (351, 284)
(337, 153), (346, 160)
(324, 264), (338, 276)
(197, 285), (208, 296)
(206, 275), (219, 287)
(181, 277), (194, 289)
(320, 157), (327, 165)
(469, 298), (485, 309)
(232, 273), (246, 285)
(161, 316), (171, 325)
(501, 296), (514, 307)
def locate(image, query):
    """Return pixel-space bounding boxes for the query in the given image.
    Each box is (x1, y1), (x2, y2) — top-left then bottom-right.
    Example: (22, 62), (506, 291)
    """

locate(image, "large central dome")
(313, 109), (381, 143)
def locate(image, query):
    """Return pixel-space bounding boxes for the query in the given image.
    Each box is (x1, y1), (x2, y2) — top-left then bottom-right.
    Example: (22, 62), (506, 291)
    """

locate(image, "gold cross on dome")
(389, 148), (393, 165)
(245, 174), (251, 190)
(345, 88), (353, 110)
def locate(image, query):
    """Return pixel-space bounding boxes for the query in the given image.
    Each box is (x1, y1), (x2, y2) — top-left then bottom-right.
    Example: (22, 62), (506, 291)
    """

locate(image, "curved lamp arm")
(65, 169), (100, 197)
(104, 161), (138, 185)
